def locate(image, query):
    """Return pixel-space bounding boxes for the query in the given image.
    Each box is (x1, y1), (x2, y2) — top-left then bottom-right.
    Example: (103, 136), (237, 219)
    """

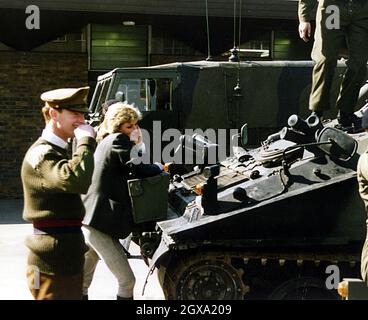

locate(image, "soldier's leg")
(361, 239), (368, 284)
(310, 0), (345, 113)
(27, 266), (53, 300)
(27, 267), (83, 300)
(336, 2), (368, 114)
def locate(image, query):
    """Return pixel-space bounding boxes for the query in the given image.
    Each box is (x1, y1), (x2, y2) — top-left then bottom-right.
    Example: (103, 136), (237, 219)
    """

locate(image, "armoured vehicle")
(88, 60), (368, 146)
(142, 108), (368, 300)
(89, 60), (368, 299)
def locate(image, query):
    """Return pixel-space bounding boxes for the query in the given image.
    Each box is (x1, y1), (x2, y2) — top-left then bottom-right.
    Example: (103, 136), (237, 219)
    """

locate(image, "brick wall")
(0, 51), (87, 198)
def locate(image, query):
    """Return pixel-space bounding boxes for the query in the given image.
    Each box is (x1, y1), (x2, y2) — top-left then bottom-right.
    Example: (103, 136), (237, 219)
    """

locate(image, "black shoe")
(82, 294), (88, 300)
(337, 112), (362, 131)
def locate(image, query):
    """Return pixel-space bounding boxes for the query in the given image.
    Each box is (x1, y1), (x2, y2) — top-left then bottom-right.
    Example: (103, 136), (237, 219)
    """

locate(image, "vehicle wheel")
(161, 256), (246, 300)
(268, 276), (339, 300)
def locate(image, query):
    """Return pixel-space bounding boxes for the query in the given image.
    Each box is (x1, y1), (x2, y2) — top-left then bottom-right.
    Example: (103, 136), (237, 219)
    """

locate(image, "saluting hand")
(74, 123), (96, 139)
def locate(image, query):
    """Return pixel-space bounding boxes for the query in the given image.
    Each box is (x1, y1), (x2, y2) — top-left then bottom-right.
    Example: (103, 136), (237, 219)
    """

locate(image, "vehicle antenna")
(229, 0), (239, 62)
(234, 0), (243, 89)
(236, 0), (243, 82)
(205, 0), (213, 61)
(238, 0), (242, 55)
(233, 0), (237, 48)
(233, 0), (243, 128)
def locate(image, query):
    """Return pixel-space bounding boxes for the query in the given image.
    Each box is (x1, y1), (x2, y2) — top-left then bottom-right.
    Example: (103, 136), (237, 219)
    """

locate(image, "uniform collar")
(41, 125), (68, 149)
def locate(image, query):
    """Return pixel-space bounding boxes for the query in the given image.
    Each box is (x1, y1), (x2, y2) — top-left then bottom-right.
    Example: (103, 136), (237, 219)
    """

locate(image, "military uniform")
(358, 146), (368, 283)
(21, 87), (97, 300)
(357, 111), (368, 282)
(298, 0), (368, 120)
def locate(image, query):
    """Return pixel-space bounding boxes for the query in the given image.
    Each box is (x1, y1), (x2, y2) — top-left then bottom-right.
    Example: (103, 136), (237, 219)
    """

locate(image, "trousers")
(310, 0), (368, 113)
(82, 225), (136, 298)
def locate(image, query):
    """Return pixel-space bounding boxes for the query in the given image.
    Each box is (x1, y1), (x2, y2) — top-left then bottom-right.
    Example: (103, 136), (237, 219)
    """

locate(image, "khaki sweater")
(298, 0), (317, 22)
(21, 136), (96, 275)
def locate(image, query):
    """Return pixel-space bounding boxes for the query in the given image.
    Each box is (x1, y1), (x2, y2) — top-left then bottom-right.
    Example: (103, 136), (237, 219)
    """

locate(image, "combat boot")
(336, 111), (362, 133)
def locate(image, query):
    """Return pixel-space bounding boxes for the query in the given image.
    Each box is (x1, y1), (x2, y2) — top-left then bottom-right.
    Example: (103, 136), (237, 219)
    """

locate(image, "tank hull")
(148, 117), (368, 300)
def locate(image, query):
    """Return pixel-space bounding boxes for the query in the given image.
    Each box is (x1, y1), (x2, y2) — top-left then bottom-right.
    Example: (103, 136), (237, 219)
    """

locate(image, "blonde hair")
(97, 102), (142, 141)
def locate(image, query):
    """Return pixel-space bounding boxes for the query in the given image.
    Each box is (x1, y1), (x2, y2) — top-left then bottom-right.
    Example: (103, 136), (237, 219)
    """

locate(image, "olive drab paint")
(89, 61), (368, 145)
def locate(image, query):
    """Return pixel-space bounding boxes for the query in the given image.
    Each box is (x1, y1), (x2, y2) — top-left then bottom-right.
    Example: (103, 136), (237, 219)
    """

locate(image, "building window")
(239, 39), (271, 58)
(29, 29), (86, 53)
(52, 35), (67, 43)
(151, 36), (201, 56)
(89, 24), (148, 71)
(76, 31), (86, 42)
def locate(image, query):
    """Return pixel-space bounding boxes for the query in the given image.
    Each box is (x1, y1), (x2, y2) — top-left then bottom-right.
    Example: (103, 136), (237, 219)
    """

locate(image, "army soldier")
(298, 0), (368, 129)
(21, 87), (96, 300)
(357, 111), (368, 283)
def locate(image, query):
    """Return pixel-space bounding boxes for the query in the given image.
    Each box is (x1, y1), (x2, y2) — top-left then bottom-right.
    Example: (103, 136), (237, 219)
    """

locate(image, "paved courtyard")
(0, 199), (164, 300)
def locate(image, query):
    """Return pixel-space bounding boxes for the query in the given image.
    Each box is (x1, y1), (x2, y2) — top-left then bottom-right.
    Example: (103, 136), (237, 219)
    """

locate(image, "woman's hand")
(130, 126), (142, 145)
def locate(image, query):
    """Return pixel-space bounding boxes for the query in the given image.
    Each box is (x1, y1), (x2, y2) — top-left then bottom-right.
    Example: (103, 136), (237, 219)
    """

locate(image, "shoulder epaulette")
(25, 144), (53, 169)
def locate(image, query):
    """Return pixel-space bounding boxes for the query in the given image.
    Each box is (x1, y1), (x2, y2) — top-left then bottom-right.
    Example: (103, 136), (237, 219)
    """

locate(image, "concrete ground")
(0, 199), (164, 300)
